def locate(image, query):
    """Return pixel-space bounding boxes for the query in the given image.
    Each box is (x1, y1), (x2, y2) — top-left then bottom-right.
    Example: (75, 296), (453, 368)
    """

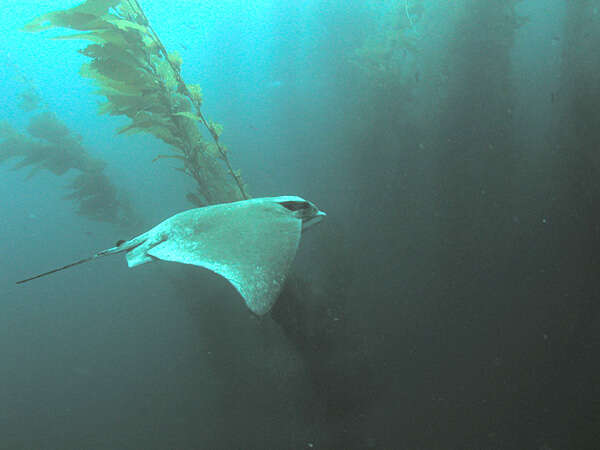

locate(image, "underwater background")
(1, 0), (599, 448)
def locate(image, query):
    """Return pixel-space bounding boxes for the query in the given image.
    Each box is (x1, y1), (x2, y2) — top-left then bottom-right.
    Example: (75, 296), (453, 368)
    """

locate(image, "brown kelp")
(25, 0), (248, 206)
(0, 111), (136, 225)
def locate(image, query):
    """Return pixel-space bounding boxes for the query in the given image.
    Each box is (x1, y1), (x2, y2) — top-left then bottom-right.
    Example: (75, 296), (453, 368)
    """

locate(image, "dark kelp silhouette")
(0, 112), (136, 225)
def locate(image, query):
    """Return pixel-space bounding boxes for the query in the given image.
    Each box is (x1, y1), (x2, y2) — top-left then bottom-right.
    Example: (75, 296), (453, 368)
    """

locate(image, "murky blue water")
(1, 1), (598, 448)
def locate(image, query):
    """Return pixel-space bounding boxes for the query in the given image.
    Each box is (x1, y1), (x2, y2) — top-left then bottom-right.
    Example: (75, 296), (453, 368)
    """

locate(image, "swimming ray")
(17, 196), (325, 315)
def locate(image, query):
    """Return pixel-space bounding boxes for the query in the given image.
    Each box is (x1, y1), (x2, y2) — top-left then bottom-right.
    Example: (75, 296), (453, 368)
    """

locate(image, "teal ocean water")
(1, 1), (598, 448)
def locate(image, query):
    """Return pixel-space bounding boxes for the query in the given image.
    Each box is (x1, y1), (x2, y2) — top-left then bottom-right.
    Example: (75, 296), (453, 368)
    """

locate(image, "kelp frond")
(25, 0), (248, 205)
(0, 111), (137, 226)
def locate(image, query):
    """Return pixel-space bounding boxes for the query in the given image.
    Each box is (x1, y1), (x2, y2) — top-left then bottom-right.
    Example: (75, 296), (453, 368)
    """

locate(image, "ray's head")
(273, 196), (326, 230)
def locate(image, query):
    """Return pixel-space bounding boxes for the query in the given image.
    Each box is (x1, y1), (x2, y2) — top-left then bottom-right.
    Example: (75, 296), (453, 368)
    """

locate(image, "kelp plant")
(25, 0), (248, 206)
(0, 110), (136, 225)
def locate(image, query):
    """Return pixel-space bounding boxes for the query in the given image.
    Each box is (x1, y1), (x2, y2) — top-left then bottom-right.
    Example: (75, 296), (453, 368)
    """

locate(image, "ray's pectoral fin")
(144, 225), (300, 316)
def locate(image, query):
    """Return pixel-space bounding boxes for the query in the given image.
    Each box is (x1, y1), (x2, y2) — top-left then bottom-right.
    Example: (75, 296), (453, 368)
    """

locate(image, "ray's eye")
(279, 201), (309, 211)
(116, 239), (126, 247)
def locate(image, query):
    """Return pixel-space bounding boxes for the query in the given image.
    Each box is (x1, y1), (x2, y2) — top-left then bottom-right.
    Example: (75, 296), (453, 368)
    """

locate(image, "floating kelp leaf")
(24, 12), (105, 32)
(81, 64), (146, 97)
(43, 159), (71, 176)
(104, 17), (148, 34)
(187, 84), (203, 106)
(209, 122), (223, 138)
(174, 167), (192, 177)
(141, 33), (158, 50)
(115, 2), (138, 20)
(100, 93), (171, 120)
(23, 0), (121, 32)
(173, 111), (201, 122)
(155, 58), (178, 91)
(53, 29), (130, 49)
(151, 130), (186, 150)
(80, 43), (145, 71)
(97, 95), (162, 117)
(171, 93), (193, 113)
(167, 51), (183, 71)
(26, 112), (70, 143)
(0, 135), (39, 163)
(69, 172), (89, 190)
(61, 172), (128, 224)
(95, 88), (141, 102)
(205, 142), (221, 159)
(79, 153), (107, 173)
(117, 117), (183, 150)
(12, 152), (46, 170)
(89, 58), (148, 86)
(152, 154), (186, 163)
(64, 173), (102, 199)
(23, 14), (59, 32)
(117, 111), (176, 134)
(62, 171), (127, 224)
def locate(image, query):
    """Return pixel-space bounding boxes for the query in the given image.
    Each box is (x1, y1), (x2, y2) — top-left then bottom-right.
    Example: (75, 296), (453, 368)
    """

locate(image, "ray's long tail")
(16, 256), (97, 284)
(15, 240), (134, 285)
